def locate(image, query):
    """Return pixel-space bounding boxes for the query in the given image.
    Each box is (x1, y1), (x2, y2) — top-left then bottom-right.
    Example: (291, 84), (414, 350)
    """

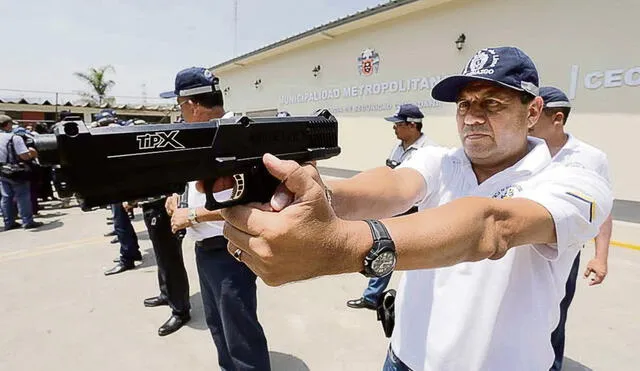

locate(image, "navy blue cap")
(160, 67), (220, 99)
(95, 109), (116, 122)
(432, 47), (539, 102)
(385, 104), (424, 123)
(540, 86), (571, 108)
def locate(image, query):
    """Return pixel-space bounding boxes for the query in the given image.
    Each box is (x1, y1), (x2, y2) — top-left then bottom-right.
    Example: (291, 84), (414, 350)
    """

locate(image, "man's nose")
(464, 104), (487, 126)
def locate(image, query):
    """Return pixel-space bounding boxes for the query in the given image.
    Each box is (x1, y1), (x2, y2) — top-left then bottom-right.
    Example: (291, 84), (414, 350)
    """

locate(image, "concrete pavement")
(0, 200), (638, 370)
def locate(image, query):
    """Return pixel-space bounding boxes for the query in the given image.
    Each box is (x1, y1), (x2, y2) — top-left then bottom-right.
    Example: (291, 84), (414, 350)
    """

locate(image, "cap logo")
(203, 69), (213, 80)
(465, 49), (500, 76)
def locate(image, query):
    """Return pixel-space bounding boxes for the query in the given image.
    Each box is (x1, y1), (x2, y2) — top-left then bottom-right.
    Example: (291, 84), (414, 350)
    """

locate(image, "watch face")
(372, 250), (396, 276)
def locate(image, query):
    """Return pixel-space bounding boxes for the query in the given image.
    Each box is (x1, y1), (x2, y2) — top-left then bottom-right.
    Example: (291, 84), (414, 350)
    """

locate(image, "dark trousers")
(550, 251), (581, 371)
(363, 275), (392, 305)
(113, 203), (141, 264)
(383, 346), (413, 371)
(141, 199), (190, 316)
(195, 237), (270, 371)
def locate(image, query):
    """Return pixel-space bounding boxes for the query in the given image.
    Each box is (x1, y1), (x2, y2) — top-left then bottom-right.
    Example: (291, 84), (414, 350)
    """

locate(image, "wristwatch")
(187, 208), (198, 225)
(361, 219), (397, 278)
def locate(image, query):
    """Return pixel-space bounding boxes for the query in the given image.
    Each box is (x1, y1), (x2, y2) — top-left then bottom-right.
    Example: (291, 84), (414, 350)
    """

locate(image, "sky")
(1, 0), (388, 105)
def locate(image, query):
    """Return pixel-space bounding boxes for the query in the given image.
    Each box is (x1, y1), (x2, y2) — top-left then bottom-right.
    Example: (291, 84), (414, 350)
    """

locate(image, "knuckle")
(252, 238), (274, 260)
(262, 273), (282, 287)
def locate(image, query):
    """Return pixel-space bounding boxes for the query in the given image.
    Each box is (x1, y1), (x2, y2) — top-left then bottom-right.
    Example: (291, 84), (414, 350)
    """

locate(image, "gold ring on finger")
(233, 248), (242, 262)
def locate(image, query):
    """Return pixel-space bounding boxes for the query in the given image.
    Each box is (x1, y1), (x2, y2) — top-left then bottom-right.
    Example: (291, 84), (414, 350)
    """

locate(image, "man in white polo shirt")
(529, 86), (613, 371)
(347, 103), (436, 310)
(211, 47), (612, 371)
(161, 67), (270, 370)
(385, 104), (437, 169)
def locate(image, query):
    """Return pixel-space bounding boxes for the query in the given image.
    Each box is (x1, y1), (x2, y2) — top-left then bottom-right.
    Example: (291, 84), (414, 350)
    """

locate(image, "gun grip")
(204, 166), (281, 211)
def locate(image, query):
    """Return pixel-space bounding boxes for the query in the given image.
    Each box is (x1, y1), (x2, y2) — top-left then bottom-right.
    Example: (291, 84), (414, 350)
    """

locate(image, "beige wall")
(215, 0), (640, 201)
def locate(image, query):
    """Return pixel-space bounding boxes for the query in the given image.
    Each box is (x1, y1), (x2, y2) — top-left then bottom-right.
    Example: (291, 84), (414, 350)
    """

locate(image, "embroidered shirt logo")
(492, 184), (523, 199)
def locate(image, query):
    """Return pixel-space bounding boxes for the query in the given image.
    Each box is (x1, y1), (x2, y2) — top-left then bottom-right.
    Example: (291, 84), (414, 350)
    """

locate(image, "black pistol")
(33, 109), (340, 211)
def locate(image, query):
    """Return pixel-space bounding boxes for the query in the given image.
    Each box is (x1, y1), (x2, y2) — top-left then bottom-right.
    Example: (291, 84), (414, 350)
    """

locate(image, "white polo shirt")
(388, 133), (437, 164)
(186, 111), (236, 242)
(553, 133), (610, 181)
(392, 137), (612, 371)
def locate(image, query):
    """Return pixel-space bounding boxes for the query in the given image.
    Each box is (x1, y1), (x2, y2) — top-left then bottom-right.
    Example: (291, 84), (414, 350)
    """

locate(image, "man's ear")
(552, 112), (565, 127)
(527, 96), (544, 128)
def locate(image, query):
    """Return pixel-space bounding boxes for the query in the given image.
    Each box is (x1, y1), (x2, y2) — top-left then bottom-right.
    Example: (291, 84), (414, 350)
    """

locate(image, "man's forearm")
(326, 167), (424, 221)
(339, 197), (553, 273)
(594, 213), (613, 260)
(195, 207), (224, 222)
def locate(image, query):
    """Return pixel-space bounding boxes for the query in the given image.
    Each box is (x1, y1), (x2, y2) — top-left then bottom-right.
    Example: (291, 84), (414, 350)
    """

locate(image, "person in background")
(0, 115), (43, 230)
(527, 86), (613, 371)
(162, 67), (271, 370)
(346, 103), (437, 310)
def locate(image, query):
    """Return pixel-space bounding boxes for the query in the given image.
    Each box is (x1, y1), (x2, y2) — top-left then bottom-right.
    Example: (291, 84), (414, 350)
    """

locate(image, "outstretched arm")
(326, 166), (425, 220)
(584, 213), (612, 285)
(220, 155), (563, 286)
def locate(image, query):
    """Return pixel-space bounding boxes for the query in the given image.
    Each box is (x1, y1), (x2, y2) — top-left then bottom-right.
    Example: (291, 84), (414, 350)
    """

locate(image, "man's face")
(177, 97), (196, 123)
(528, 109), (561, 142)
(456, 81), (541, 166)
(393, 121), (415, 141)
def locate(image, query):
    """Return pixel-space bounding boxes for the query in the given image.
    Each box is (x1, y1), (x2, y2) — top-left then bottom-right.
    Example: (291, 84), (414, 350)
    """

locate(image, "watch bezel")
(370, 247), (397, 277)
(363, 238), (396, 278)
(187, 208), (198, 224)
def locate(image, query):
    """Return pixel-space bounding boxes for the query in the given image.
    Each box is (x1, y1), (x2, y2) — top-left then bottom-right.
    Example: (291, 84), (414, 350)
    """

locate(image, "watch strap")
(364, 219), (392, 242)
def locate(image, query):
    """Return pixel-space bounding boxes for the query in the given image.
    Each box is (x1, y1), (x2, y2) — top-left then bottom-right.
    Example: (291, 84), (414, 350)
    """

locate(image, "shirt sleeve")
(596, 152), (611, 183)
(12, 136), (29, 156)
(397, 146), (449, 205)
(514, 164), (613, 261)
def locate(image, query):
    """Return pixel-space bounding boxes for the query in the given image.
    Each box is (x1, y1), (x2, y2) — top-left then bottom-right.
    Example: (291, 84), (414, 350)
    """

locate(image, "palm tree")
(74, 65), (116, 105)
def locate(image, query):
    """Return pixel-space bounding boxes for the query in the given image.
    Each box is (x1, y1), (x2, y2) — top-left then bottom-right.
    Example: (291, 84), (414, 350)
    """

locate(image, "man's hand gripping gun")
(33, 110), (341, 211)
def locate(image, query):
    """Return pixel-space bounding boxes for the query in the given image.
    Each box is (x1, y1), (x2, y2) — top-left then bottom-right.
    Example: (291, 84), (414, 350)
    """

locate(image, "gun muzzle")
(33, 134), (60, 165)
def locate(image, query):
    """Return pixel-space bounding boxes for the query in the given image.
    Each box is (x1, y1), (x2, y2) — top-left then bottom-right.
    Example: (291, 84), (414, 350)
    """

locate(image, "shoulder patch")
(566, 191), (595, 223)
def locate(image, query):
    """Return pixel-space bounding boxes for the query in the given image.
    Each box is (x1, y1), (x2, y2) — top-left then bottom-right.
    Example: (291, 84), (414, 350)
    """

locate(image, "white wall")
(216, 0), (640, 201)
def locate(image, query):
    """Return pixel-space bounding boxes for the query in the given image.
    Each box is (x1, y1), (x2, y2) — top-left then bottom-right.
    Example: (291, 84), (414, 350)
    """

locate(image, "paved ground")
(0, 199), (638, 371)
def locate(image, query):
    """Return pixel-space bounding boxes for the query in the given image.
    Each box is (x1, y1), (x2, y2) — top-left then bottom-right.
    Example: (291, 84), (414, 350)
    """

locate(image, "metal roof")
(211, 0), (422, 70)
(0, 97), (175, 111)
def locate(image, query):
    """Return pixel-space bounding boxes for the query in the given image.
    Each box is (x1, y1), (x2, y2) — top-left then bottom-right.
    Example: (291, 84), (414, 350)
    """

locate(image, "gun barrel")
(33, 134), (60, 165)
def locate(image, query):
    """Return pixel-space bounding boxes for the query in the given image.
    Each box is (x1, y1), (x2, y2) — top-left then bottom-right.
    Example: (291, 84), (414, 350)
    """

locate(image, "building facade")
(211, 0), (639, 207)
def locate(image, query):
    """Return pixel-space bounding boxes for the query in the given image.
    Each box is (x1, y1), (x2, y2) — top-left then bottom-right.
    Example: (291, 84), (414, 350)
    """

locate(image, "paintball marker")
(33, 110), (341, 211)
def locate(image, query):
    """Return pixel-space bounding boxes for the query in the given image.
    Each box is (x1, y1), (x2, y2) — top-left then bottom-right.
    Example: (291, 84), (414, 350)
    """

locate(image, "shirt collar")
(398, 133), (426, 151)
(552, 133), (577, 159)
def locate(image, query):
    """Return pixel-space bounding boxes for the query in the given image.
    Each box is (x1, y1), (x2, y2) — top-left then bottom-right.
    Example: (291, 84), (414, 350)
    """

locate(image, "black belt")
(195, 235), (227, 250)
